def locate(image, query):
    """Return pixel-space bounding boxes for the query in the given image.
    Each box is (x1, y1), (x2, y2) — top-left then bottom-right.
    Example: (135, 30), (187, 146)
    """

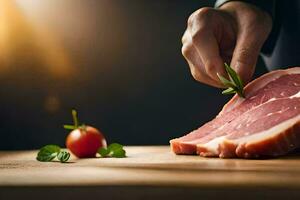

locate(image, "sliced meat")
(170, 67), (300, 158)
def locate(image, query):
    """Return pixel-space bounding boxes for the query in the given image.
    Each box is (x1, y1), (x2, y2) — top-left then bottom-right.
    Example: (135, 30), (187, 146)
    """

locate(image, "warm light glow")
(15, 0), (43, 13)
(0, 0), (14, 71)
(0, 0), (74, 78)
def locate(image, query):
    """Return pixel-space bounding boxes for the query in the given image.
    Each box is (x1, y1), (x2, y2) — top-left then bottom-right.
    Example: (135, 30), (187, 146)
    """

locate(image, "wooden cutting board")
(1, 146), (300, 200)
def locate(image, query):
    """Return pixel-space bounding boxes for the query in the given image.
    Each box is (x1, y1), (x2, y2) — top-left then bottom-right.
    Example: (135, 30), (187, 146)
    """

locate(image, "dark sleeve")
(214, 0), (279, 56)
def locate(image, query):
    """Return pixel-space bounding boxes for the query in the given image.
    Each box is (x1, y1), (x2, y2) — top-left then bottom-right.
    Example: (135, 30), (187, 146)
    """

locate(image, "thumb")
(230, 31), (262, 84)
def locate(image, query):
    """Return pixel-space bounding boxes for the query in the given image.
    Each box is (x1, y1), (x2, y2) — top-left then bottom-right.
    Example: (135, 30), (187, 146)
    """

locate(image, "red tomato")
(66, 126), (107, 158)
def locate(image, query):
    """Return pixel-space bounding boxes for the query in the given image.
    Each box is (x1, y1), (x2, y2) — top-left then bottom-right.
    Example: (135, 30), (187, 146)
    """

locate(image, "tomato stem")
(72, 109), (79, 128)
(80, 124), (87, 131)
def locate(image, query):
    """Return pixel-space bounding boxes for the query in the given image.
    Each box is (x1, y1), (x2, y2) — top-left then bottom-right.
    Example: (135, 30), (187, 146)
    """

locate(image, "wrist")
(218, 1), (272, 31)
(216, 0), (273, 21)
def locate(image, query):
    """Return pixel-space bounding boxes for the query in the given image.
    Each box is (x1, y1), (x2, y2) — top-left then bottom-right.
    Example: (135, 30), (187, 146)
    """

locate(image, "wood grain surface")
(1, 146), (300, 200)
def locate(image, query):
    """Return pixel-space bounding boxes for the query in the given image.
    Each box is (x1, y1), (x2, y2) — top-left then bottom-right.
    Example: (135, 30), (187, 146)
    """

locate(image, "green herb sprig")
(217, 63), (245, 98)
(63, 109), (86, 131)
(36, 145), (70, 163)
(98, 143), (126, 158)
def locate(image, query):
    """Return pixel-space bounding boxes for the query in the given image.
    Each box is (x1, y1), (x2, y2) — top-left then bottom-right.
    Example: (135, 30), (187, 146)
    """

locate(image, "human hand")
(182, 1), (272, 87)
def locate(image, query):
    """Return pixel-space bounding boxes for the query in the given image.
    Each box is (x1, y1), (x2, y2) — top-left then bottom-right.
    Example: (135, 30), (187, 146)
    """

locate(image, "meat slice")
(170, 67), (300, 158)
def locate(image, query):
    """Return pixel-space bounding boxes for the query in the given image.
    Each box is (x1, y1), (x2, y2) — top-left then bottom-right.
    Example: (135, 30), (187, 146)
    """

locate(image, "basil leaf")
(57, 151), (70, 163)
(98, 147), (110, 157)
(111, 148), (126, 158)
(36, 145), (61, 162)
(107, 143), (123, 151)
(108, 143), (126, 158)
(98, 143), (126, 158)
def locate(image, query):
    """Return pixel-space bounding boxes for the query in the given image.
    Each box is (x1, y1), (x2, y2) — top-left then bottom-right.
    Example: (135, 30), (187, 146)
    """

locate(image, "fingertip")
(231, 61), (255, 84)
(204, 58), (226, 82)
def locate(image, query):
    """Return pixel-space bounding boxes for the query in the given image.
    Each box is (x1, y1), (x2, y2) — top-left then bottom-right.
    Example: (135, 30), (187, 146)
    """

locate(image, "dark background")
(0, 0), (267, 150)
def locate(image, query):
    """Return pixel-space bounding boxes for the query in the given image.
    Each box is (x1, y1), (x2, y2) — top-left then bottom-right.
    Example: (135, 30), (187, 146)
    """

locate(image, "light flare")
(0, 0), (74, 78)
